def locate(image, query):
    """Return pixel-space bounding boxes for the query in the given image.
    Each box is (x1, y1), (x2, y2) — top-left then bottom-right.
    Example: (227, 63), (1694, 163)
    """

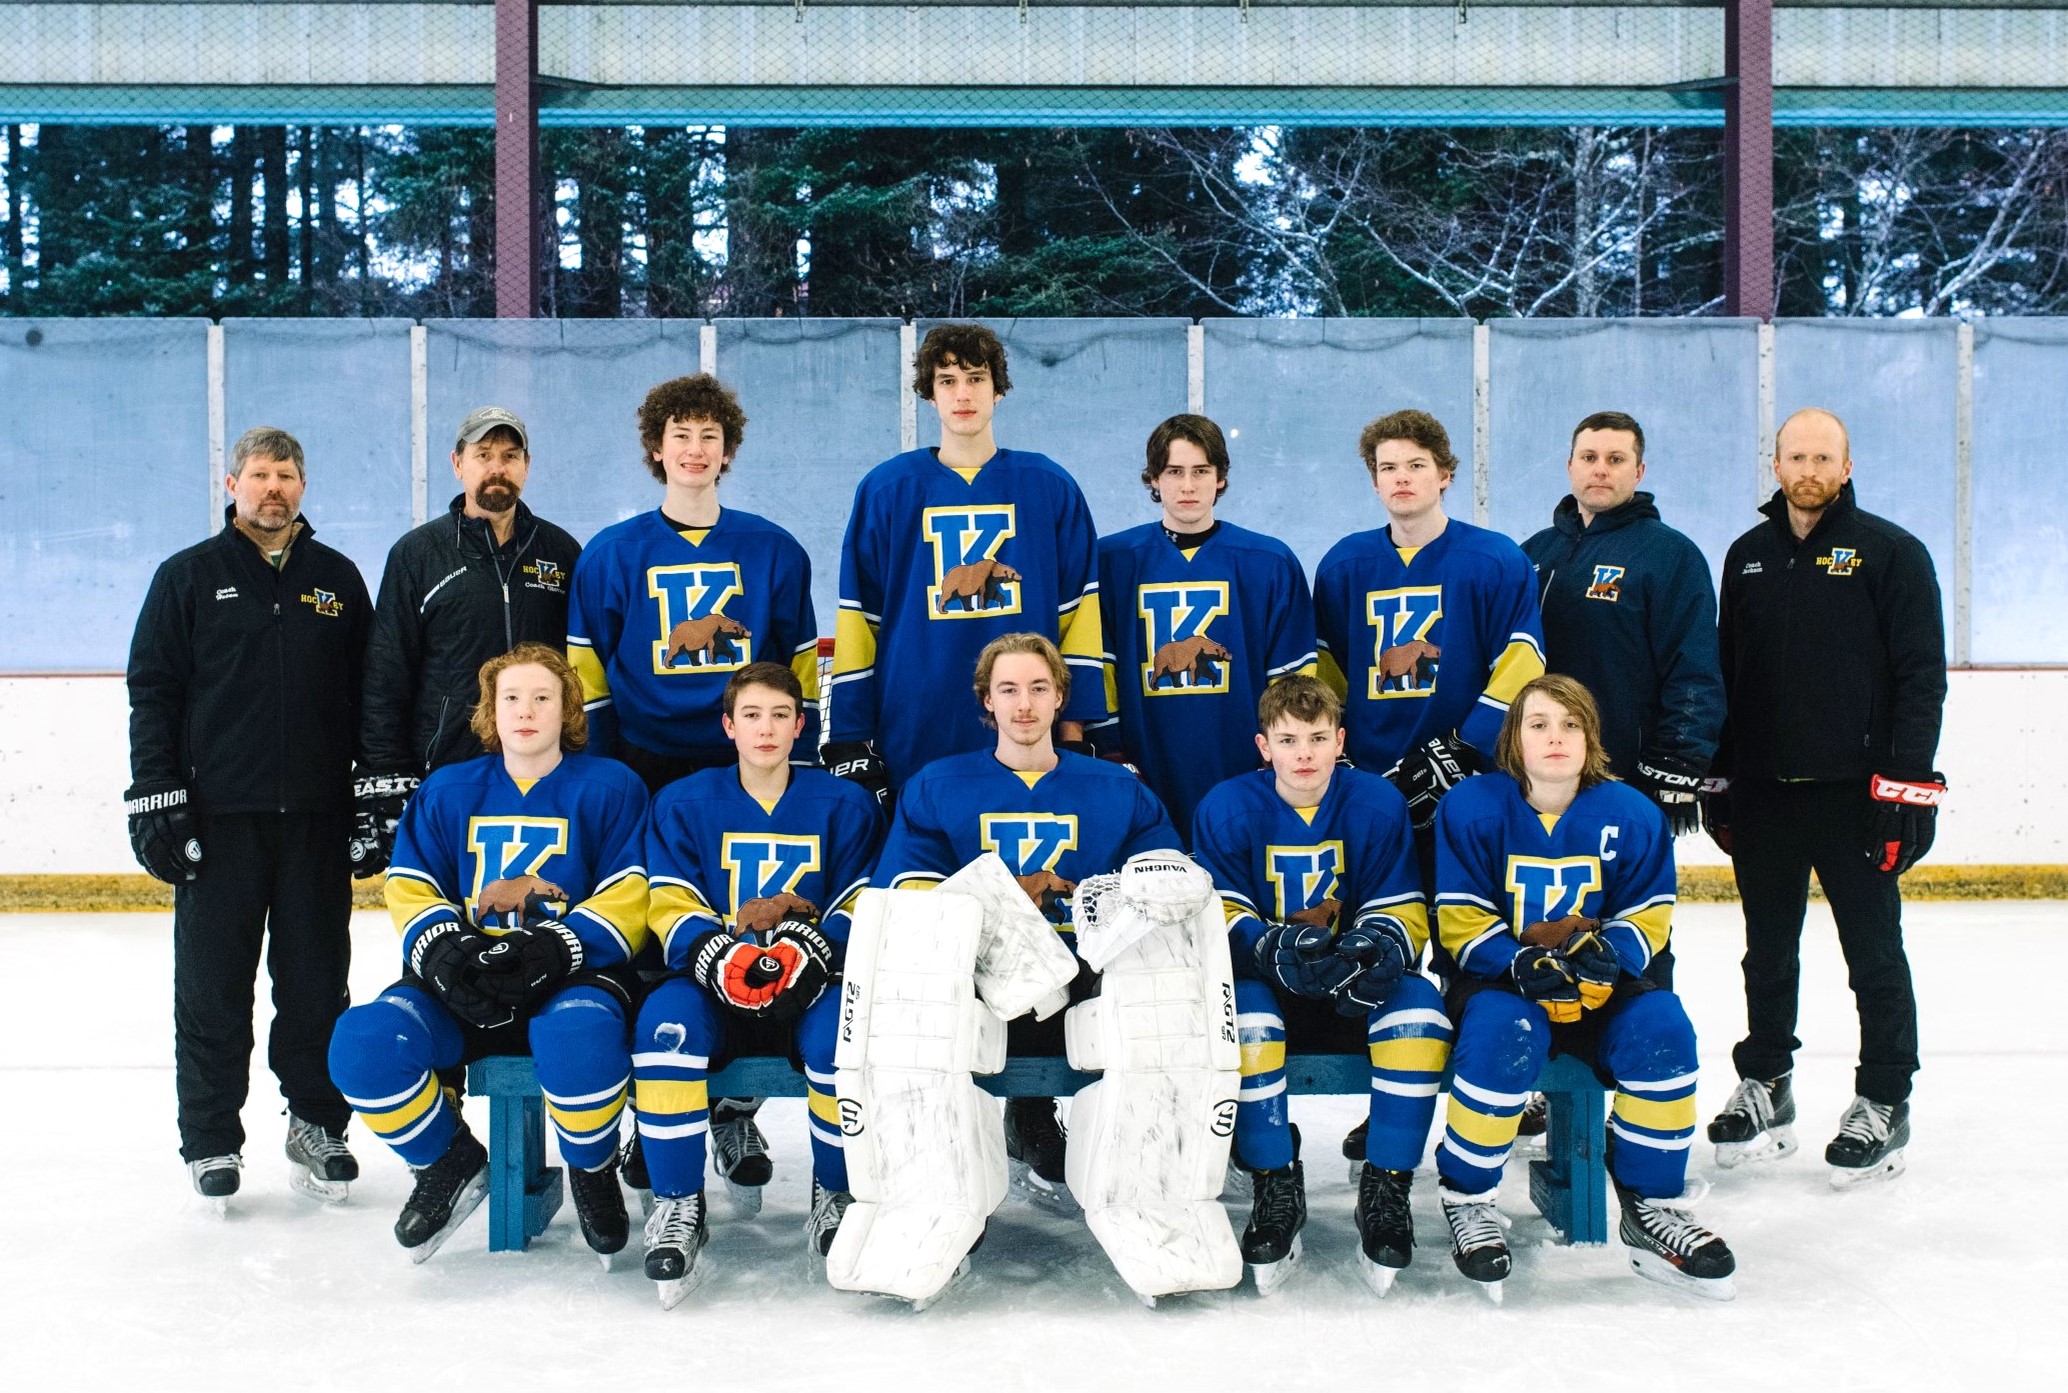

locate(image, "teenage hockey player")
(1189, 676), (1451, 1296)
(827, 324), (1107, 802)
(631, 662), (884, 1304)
(1704, 408), (1946, 1189)
(567, 374), (820, 794)
(1433, 674), (1735, 1301)
(874, 632), (1181, 1210)
(1094, 413), (1317, 840)
(329, 644), (650, 1262)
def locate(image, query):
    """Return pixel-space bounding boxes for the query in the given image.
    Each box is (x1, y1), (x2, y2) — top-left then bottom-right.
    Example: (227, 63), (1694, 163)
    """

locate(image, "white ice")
(4, 903), (2063, 1392)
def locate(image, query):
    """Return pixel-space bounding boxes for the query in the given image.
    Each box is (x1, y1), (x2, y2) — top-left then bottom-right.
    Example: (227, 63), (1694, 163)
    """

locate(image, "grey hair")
(231, 426), (306, 477)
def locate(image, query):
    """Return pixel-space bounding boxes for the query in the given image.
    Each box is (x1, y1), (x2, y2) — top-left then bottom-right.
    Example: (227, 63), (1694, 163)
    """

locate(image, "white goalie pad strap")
(1071, 850), (1218, 972)
(937, 852), (1081, 1021)
(828, 888), (1007, 1305)
(1063, 873), (1242, 1300)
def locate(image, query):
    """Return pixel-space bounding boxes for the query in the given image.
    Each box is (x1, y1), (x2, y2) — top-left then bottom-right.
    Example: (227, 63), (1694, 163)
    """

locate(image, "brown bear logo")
(1149, 635), (1233, 688)
(475, 874), (567, 925)
(1015, 869), (1078, 921)
(666, 612), (751, 667)
(734, 891), (821, 936)
(1377, 639), (1441, 692)
(1287, 896), (1341, 930)
(937, 558), (1020, 615)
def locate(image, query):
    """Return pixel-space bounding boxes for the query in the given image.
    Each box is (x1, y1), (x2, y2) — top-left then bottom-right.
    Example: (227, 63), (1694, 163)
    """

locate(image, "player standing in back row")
(826, 325), (1108, 804)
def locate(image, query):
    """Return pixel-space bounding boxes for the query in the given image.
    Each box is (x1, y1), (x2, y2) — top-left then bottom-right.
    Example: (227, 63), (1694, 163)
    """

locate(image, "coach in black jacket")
(1704, 408), (1947, 1182)
(351, 406), (581, 873)
(126, 426), (370, 1198)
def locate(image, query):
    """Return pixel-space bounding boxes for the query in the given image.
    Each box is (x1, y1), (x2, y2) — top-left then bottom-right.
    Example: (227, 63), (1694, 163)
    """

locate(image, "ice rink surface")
(3, 902), (2062, 1393)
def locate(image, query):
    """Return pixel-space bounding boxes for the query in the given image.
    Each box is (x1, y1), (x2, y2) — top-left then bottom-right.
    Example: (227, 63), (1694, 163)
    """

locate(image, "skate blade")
(1479, 1279), (1505, 1306)
(1627, 1249), (1736, 1301)
(1715, 1126), (1797, 1170)
(655, 1261), (709, 1311)
(1249, 1234), (1303, 1296)
(1357, 1252), (1401, 1299)
(288, 1163), (350, 1205)
(723, 1177), (765, 1215)
(1223, 1158), (1250, 1200)
(209, 1196), (231, 1219)
(637, 1188), (656, 1219)
(1830, 1149), (1906, 1191)
(1008, 1160), (1081, 1217)
(405, 1167), (489, 1265)
(905, 1256), (972, 1313)
(1136, 1291), (1159, 1310)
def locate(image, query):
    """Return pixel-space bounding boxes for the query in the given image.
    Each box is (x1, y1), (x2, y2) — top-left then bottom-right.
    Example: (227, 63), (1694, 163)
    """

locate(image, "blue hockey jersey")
(830, 448), (1106, 787)
(1315, 518), (1545, 770)
(1434, 771), (1675, 982)
(385, 752), (650, 968)
(645, 766), (885, 971)
(567, 508), (819, 762)
(1095, 521), (1318, 839)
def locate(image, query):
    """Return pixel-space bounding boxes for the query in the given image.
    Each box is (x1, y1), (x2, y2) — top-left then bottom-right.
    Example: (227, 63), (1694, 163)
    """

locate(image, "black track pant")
(172, 811), (354, 1159)
(1726, 778), (1918, 1106)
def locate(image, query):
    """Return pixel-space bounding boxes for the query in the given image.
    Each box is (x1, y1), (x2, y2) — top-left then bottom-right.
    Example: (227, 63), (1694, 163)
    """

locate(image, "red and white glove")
(1867, 772), (1946, 875)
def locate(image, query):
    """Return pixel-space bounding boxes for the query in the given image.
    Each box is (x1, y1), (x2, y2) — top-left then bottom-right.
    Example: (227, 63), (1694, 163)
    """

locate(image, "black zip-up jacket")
(1522, 491), (1724, 777)
(359, 494), (581, 775)
(1715, 483), (1946, 782)
(127, 509), (372, 815)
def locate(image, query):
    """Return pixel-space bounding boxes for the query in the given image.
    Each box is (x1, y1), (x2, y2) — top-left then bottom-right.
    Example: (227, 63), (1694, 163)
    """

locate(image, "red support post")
(494, 0), (539, 318)
(1724, 0), (1775, 320)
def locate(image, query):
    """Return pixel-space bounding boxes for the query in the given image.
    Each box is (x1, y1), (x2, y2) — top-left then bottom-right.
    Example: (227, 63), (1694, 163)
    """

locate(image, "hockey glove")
(124, 781), (203, 885)
(1632, 753), (1705, 837)
(1255, 921), (1358, 1001)
(1508, 945), (1582, 1022)
(1386, 732), (1482, 831)
(1867, 771), (1946, 876)
(471, 921), (585, 1011)
(822, 741), (892, 814)
(1560, 927), (1621, 1013)
(762, 917), (838, 1023)
(689, 925), (824, 1021)
(409, 922), (511, 1030)
(1700, 777), (1733, 857)
(347, 771), (419, 878)
(1329, 916), (1411, 1017)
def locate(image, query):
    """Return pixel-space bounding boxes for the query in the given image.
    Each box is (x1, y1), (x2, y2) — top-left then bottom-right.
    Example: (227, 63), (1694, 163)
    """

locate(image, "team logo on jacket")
(648, 563), (753, 674)
(1818, 548), (1861, 577)
(1585, 565), (1625, 603)
(720, 834), (821, 928)
(524, 558), (566, 594)
(1139, 582), (1232, 695)
(300, 588), (343, 618)
(465, 817), (570, 919)
(979, 814), (1079, 876)
(1366, 586), (1442, 699)
(1264, 843), (1344, 919)
(1503, 856), (1602, 931)
(923, 505), (1021, 619)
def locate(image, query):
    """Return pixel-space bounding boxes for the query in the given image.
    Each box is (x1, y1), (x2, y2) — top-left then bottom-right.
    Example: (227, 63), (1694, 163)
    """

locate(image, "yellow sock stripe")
(1369, 1037), (1450, 1074)
(544, 1085), (629, 1135)
(807, 1087), (842, 1126)
(1239, 1039), (1286, 1076)
(1445, 1094), (1526, 1151)
(635, 1078), (710, 1117)
(357, 1072), (442, 1137)
(1613, 1090), (1699, 1134)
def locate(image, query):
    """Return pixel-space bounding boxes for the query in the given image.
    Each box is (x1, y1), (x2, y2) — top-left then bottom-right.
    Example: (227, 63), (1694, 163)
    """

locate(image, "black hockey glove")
(1699, 777), (1733, 856)
(347, 771), (418, 878)
(1508, 943), (1582, 1020)
(1632, 752), (1705, 837)
(125, 781), (203, 885)
(1328, 916), (1411, 1017)
(410, 922), (511, 1029)
(1867, 771), (1946, 876)
(822, 740), (892, 814)
(1561, 927), (1621, 1013)
(472, 921), (586, 1011)
(1386, 732), (1482, 831)
(1255, 921), (1357, 1000)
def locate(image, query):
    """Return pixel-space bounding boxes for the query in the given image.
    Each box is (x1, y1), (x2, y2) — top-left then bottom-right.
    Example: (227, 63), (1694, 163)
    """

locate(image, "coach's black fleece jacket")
(1714, 483), (1946, 783)
(128, 509), (371, 815)
(1522, 491), (1725, 778)
(359, 494), (582, 775)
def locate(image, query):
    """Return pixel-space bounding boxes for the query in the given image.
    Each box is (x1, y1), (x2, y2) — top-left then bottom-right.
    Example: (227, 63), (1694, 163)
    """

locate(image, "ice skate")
(1515, 1092), (1550, 1157)
(395, 1124), (488, 1263)
(1005, 1096), (1078, 1216)
(569, 1159), (630, 1268)
(1240, 1156), (1306, 1296)
(1354, 1163), (1415, 1297)
(1826, 1096), (1909, 1190)
(620, 1128), (654, 1215)
(710, 1098), (772, 1214)
(1340, 1117), (1368, 1184)
(188, 1154), (242, 1217)
(806, 1179), (853, 1274)
(645, 1192), (710, 1309)
(1615, 1181), (1737, 1300)
(1708, 1073), (1797, 1169)
(1440, 1183), (1511, 1302)
(284, 1116), (358, 1204)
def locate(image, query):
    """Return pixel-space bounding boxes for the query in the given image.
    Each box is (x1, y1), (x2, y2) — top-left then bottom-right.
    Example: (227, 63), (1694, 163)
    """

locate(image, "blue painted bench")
(467, 1052), (1609, 1253)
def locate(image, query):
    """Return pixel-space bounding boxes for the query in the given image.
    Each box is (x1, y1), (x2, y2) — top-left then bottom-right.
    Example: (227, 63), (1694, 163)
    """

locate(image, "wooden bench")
(466, 1052), (1610, 1253)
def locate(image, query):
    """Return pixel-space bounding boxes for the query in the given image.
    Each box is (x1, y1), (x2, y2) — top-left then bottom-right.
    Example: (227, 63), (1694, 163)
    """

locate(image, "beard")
(473, 478), (519, 513)
(1782, 475), (1845, 512)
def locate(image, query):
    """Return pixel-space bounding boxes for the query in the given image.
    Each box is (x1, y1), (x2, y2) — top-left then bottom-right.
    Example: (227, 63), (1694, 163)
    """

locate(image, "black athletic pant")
(172, 811), (354, 1160)
(1726, 778), (1918, 1106)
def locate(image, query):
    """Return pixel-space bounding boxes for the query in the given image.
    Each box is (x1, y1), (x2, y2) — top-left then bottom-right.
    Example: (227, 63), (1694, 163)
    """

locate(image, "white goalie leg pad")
(938, 853), (1081, 1021)
(1063, 852), (1244, 1301)
(827, 888), (1008, 1306)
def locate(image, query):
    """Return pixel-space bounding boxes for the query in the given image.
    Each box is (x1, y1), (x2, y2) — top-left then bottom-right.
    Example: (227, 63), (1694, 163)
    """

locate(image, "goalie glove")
(1385, 732), (1482, 831)
(1699, 776), (1733, 856)
(348, 771), (419, 878)
(1632, 752), (1704, 837)
(1328, 914), (1412, 1016)
(1255, 920), (1357, 1001)
(471, 921), (585, 1011)
(822, 740), (892, 814)
(1867, 771), (1946, 876)
(689, 915), (833, 1023)
(409, 922), (512, 1030)
(124, 781), (202, 885)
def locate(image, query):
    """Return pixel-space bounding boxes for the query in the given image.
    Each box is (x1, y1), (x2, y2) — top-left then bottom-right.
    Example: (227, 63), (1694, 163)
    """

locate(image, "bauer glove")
(348, 771), (418, 878)
(125, 780), (202, 885)
(822, 740), (892, 814)
(1255, 920), (1357, 1000)
(1633, 752), (1705, 837)
(1386, 732), (1481, 831)
(409, 922), (511, 1030)
(1867, 771), (1946, 876)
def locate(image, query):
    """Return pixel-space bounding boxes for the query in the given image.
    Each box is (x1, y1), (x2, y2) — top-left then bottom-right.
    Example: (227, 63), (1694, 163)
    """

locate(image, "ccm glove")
(1255, 921), (1357, 1000)
(124, 781), (203, 885)
(409, 922), (510, 1029)
(347, 771), (419, 878)
(1386, 732), (1482, 831)
(1328, 916), (1411, 1016)
(1633, 753), (1705, 837)
(1867, 771), (1946, 876)
(472, 921), (585, 1011)
(822, 741), (892, 814)
(1699, 777), (1733, 856)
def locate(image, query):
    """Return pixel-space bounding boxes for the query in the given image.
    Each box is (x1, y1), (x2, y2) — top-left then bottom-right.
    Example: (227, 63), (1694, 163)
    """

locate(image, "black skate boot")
(395, 1124), (489, 1263)
(711, 1098), (772, 1213)
(1354, 1164), (1415, 1297)
(620, 1128), (651, 1194)
(644, 1192), (709, 1310)
(807, 1179), (854, 1267)
(1517, 1091), (1549, 1139)
(1615, 1180), (1737, 1300)
(1439, 1182), (1511, 1302)
(1005, 1096), (1076, 1215)
(1825, 1096), (1910, 1189)
(285, 1116), (358, 1204)
(1340, 1118), (1368, 1182)
(569, 1160), (630, 1263)
(1241, 1153), (1307, 1295)
(1707, 1072), (1797, 1168)
(187, 1154), (242, 1216)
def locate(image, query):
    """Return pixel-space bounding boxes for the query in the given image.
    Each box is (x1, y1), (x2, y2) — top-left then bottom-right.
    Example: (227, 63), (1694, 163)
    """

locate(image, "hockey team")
(126, 323), (1949, 1310)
